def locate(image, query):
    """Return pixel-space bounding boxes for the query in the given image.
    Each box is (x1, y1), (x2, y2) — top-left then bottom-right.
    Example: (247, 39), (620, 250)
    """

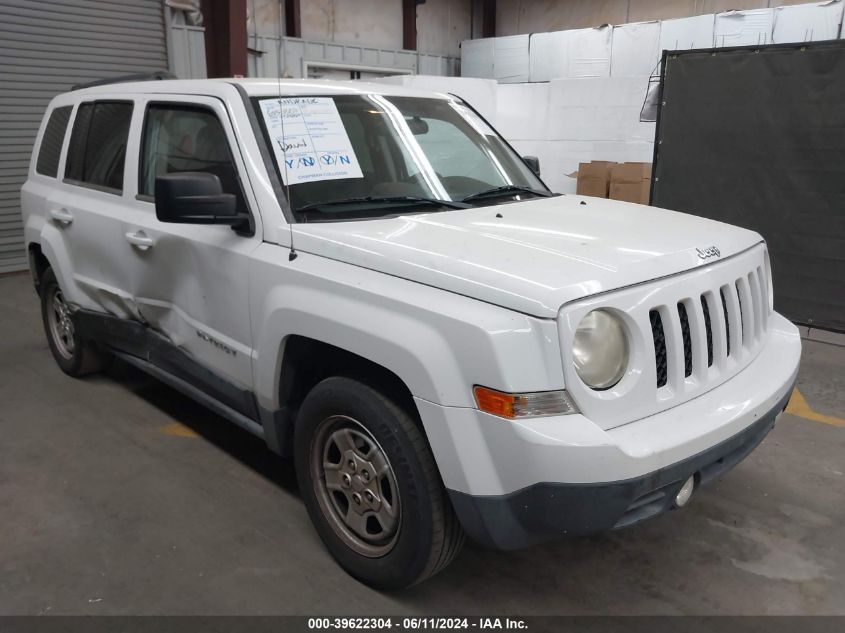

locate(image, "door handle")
(49, 208), (74, 225)
(125, 230), (155, 250)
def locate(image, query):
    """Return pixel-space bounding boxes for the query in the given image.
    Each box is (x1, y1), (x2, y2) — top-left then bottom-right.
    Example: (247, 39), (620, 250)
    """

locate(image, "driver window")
(139, 104), (247, 214)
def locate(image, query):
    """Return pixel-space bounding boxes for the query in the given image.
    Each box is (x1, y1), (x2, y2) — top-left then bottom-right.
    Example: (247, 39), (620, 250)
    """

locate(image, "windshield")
(253, 94), (549, 221)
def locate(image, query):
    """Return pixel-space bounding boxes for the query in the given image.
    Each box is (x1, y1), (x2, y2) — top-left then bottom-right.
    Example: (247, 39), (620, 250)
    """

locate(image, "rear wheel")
(295, 376), (464, 589)
(40, 267), (109, 376)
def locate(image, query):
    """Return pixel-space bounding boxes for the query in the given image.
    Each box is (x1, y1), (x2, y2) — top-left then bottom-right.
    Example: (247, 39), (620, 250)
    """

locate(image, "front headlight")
(572, 309), (629, 389)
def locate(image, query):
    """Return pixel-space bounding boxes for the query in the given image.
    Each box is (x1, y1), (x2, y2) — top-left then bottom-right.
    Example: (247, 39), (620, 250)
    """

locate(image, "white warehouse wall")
(248, 0), (472, 58)
(494, 0), (824, 36)
(496, 78), (655, 194)
(417, 0), (473, 58)
(465, 1), (845, 84)
(301, 0), (403, 49)
(373, 75), (655, 194)
(453, 0), (845, 193)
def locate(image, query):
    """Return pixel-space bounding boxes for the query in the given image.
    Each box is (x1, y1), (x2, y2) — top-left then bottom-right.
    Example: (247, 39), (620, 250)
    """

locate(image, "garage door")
(0, 0), (169, 273)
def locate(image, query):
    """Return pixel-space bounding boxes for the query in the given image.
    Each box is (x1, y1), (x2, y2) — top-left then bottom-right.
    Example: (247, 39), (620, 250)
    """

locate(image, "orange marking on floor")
(159, 422), (200, 438)
(785, 389), (845, 427)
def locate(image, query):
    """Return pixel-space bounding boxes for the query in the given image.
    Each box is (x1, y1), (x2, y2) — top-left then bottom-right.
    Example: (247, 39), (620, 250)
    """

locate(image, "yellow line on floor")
(785, 389), (845, 427)
(159, 422), (200, 438)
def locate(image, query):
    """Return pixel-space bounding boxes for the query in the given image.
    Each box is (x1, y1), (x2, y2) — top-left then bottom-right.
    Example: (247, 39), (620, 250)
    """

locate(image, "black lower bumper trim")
(73, 308), (259, 422)
(448, 383), (795, 550)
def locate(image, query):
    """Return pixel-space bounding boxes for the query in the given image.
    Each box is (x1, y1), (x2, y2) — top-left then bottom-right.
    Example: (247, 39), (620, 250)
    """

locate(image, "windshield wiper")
(461, 185), (554, 202)
(297, 195), (471, 214)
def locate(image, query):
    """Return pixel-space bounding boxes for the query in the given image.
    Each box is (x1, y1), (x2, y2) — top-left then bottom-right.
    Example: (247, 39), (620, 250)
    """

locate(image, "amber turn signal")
(473, 386), (578, 419)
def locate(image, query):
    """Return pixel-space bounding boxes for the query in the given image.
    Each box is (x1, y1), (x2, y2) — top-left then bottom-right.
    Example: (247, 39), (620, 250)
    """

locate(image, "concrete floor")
(1, 271), (843, 615)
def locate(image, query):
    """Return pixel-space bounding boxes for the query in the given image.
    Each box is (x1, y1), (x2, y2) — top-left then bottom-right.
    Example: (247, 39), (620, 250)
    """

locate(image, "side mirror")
(523, 155), (541, 177)
(154, 172), (243, 225)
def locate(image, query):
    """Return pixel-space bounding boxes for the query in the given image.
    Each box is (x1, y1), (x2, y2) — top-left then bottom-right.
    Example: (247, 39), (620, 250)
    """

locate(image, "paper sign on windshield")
(259, 97), (363, 185)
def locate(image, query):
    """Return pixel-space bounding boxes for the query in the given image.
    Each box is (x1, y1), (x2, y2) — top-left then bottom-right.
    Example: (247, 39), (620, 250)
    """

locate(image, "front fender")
(248, 245), (565, 411)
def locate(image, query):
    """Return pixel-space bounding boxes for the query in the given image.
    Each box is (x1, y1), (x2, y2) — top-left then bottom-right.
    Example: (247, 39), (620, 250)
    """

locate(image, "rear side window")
(65, 101), (133, 192)
(36, 106), (72, 177)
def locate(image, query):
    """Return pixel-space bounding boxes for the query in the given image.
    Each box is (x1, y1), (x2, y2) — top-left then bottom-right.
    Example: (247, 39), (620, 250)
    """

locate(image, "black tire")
(295, 376), (464, 590)
(40, 267), (109, 377)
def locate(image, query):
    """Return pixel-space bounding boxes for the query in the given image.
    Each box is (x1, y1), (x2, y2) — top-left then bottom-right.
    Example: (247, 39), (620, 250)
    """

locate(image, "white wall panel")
(611, 21), (661, 77)
(657, 14), (715, 59)
(567, 27), (612, 77)
(493, 34), (530, 82)
(546, 78), (655, 142)
(528, 31), (565, 82)
(460, 38), (494, 78)
(772, 0), (844, 43)
(714, 8), (775, 47)
(528, 27), (612, 82)
(495, 83), (550, 140)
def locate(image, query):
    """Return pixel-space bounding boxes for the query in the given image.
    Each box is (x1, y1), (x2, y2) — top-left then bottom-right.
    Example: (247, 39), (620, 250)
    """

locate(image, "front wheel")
(295, 377), (464, 589)
(40, 267), (109, 377)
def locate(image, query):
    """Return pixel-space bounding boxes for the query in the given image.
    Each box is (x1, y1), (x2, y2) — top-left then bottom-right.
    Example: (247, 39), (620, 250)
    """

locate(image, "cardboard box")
(575, 161), (615, 197)
(609, 162), (652, 205)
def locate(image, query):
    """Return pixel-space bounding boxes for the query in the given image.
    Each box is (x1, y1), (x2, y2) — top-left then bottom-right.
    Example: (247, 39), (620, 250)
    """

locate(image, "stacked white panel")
(772, 0), (844, 43)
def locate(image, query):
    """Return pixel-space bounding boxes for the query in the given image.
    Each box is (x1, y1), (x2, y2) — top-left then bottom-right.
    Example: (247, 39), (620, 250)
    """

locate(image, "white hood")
(292, 195), (762, 318)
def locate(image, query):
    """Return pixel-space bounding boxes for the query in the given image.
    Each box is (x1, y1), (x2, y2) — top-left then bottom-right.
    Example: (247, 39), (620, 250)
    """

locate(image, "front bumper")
(447, 383), (792, 549)
(414, 312), (801, 550)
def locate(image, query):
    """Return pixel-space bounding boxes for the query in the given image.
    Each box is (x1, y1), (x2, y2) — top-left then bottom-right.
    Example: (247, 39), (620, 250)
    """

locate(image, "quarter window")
(36, 106), (72, 177)
(139, 104), (247, 214)
(65, 101), (133, 192)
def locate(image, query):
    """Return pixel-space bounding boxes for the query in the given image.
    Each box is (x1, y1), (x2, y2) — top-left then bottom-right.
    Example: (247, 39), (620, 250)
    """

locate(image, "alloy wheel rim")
(310, 415), (401, 557)
(47, 287), (75, 360)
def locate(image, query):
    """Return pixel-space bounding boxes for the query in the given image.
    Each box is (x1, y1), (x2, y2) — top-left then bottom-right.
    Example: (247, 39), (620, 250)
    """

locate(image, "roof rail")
(71, 71), (177, 91)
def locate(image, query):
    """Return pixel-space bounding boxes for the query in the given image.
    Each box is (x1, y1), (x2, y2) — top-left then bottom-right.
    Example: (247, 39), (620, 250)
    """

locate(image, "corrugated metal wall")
(0, 0), (169, 273)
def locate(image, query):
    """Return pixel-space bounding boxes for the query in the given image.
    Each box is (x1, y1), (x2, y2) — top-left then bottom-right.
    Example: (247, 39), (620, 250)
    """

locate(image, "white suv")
(21, 77), (801, 589)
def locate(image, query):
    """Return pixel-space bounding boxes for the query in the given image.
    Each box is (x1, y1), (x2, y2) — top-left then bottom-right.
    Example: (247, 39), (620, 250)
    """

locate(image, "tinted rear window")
(65, 101), (133, 192)
(36, 106), (72, 177)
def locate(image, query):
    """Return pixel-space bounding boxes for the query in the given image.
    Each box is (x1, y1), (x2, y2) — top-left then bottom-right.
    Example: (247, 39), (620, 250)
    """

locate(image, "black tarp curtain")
(651, 40), (845, 332)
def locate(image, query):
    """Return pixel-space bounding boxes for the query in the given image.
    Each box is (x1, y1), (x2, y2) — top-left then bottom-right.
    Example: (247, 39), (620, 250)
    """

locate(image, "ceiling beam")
(403, 0), (417, 51)
(482, 0), (496, 38)
(285, 0), (301, 38)
(201, 0), (247, 77)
